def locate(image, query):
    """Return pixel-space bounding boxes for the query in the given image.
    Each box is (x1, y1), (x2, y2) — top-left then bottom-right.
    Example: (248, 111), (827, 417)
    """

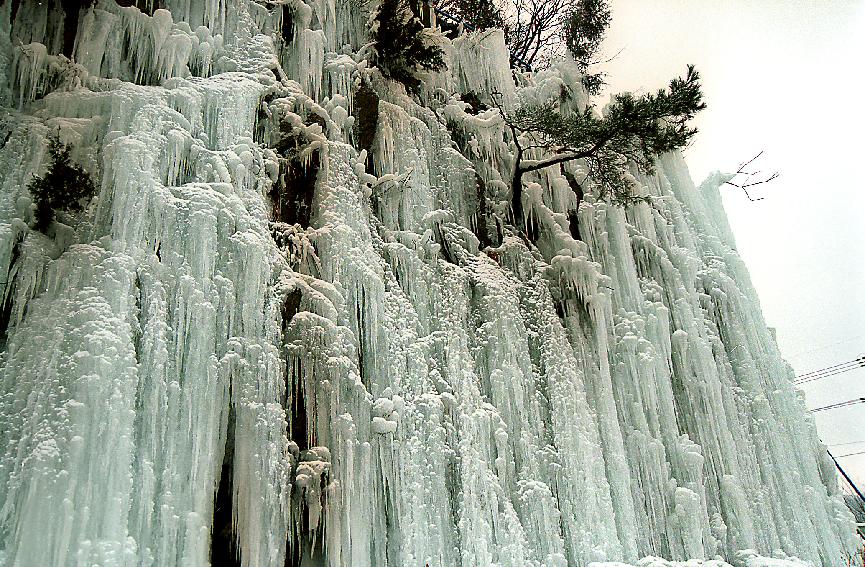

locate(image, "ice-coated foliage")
(0, 1), (860, 567)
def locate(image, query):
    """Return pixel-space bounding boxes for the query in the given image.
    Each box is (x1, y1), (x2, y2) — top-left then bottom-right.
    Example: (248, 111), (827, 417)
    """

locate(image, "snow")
(587, 554), (815, 567)
(0, 0), (859, 566)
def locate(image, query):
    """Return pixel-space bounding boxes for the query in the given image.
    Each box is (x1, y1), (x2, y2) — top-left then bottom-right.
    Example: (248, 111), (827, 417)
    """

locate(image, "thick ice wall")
(654, 157), (851, 559)
(4, 0), (287, 106)
(0, 1), (859, 566)
(0, 3), (299, 567)
(73, 3), (223, 84)
(434, 36), (855, 564)
(451, 29), (515, 104)
(305, 139), (624, 566)
(5, 0), (65, 56)
(276, 0), (372, 107)
(0, 245), (140, 566)
(570, 152), (858, 562)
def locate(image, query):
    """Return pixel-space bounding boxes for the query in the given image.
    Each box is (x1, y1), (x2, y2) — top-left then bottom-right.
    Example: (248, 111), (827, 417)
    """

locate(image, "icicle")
(0, 2), (857, 566)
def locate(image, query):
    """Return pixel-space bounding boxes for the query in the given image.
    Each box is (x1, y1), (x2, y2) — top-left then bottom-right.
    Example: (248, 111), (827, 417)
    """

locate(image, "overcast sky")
(598, 1), (865, 489)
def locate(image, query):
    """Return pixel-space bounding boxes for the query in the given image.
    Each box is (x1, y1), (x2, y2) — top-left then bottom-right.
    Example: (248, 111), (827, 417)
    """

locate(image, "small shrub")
(27, 134), (97, 232)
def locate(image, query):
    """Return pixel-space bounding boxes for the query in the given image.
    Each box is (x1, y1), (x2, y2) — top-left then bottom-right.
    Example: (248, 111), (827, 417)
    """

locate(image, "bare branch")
(736, 150), (763, 172)
(723, 151), (780, 201)
(589, 46), (624, 66)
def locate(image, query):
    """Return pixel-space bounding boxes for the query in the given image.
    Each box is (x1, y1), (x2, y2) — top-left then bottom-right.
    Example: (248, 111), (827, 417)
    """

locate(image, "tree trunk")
(511, 164), (524, 227)
(475, 173), (492, 248)
(562, 169), (584, 241)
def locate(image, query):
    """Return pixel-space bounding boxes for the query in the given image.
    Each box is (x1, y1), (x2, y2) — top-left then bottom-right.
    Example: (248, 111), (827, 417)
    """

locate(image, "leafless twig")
(589, 46), (624, 66)
(723, 151), (780, 201)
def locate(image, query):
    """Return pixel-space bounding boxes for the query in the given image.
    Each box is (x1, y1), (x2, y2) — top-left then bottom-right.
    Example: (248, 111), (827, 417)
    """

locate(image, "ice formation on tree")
(0, 1), (859, 566)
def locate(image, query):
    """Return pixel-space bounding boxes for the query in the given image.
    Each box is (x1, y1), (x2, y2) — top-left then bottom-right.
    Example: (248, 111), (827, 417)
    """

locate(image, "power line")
(836, 450), (865, 459)
(796, 355), (865, 379)
(809, 397), (865, 413)
(794, 355), (865, 385)
(828, 450), (865, 508)
(797, 368), (861, 385)
(796, 366), (863, 385)
(829, 440), (865, 448)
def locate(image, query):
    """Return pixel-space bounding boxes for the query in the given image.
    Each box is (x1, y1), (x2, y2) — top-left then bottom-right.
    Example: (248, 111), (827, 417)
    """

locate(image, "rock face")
(0, 1), (858, 566)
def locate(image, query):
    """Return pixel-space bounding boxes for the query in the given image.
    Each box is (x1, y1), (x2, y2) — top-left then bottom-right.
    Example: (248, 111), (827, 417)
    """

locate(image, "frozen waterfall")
(0, 1), (859, 566)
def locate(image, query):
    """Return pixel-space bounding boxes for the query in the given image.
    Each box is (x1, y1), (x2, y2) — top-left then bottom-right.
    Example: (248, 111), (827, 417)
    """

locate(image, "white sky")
(598, 1), (865, 489)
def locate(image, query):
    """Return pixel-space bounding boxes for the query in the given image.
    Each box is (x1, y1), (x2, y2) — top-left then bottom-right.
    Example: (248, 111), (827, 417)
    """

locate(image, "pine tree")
(371, 0), (446, 93)
(28, 134), (97, 232)
(562, 0), (611, 95)
(499, 65), (706, 224)
(563, 0), (610, 68)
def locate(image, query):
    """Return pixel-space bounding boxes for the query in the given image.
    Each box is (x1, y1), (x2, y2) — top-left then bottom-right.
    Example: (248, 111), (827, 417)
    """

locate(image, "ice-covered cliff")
(0, 1), (859, 566)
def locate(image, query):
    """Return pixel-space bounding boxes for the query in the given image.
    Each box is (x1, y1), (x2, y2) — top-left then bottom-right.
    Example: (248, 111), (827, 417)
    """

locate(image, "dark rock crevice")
(211, 405), (241, 567)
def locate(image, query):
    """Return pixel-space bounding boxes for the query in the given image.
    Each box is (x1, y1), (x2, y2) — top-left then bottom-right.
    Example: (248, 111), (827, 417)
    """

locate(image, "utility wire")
(836, 450), (865, 459)
(828, 450), (865, 506)
(796, 366), (863, 385)
(829, 440), (865, 448)
(797, 356), (865, 379)
(796, 357), (865, 381)
(797, 369), (860, 385)
(794, 355), (865, 385)
(809, 397), (865, 413)
(796, 355), (865, 379)
(797, 364), (863, 382)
